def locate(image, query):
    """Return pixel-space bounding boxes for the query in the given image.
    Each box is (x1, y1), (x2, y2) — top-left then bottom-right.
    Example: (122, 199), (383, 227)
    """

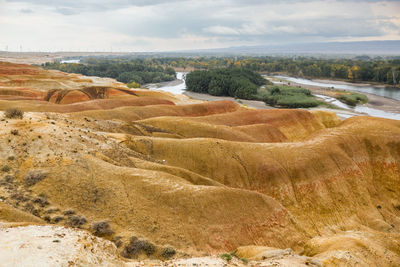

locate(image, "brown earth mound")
(0, 62), (399, 266)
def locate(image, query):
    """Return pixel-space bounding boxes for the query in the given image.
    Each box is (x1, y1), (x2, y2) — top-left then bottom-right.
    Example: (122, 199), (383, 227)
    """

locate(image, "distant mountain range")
(176, 40), (400, 56)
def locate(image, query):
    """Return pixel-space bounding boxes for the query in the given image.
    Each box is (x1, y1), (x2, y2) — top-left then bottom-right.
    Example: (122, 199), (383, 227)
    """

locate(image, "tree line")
(185, 67), (266, 99)
(42, 58), (176, 86)
(158, 56), (400, 85)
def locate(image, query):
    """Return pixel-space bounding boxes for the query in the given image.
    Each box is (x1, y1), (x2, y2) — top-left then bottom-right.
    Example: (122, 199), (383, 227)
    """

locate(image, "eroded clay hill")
(0, 62), (400, 266)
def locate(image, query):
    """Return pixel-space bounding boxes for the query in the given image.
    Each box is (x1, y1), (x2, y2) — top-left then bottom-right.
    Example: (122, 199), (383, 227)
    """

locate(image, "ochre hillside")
(0, 62), (399, 266)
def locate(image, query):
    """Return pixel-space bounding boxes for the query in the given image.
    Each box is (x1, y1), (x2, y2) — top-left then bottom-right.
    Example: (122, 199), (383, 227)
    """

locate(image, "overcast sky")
(0, 0), (399, 52)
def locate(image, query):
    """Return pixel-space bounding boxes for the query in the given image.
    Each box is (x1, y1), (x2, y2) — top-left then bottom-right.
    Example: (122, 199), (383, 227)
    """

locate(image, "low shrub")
(259, 85), (321, 108)
(113, 236), (123, 248)
(66, 215), (87, 227)
(25, 171), (46, 186)
(1, 165), (10, 172)
(337, 92), (368, 106)
(127, 81), (140, 88)
(33, 196), (49, 207)
(63, 209), (76, 216)
(4, 175), (14, 183)
(4, 108), (24, 119)
(52, 216), (64, 223)
(92, 221), (114, 236)
(11, 192), (29, 202)
(10, 129), (18, 135)
(161, 247), (176, 259)
(220, 253), (232, 261)
(122, 237), (156, 258)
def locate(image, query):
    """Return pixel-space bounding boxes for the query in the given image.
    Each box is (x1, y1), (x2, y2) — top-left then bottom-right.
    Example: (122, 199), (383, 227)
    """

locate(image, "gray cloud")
(2, 0), (400, 51)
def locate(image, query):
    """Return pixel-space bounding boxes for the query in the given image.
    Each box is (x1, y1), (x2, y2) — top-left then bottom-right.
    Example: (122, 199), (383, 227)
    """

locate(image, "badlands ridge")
(0, 62), (399, 266)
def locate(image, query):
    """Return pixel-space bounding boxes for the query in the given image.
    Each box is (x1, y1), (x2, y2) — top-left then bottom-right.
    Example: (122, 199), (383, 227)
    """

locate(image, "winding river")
(150, 72), (400, 120)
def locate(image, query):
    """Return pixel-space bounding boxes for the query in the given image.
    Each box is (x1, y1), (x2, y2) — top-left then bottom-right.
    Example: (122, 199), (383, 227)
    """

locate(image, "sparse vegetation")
(92, 221), (114, 236)
(122, 237), (156, 258)
(10, 129), (18, 135)
(25, 171), (47, 186)
(66, 215), (88, 228)
(4, 108), (24, 119)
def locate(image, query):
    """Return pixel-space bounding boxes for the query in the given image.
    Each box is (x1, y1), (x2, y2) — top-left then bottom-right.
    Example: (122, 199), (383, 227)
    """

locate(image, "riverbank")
(144, 72), (400, 120)
(271, 77), (400, 115)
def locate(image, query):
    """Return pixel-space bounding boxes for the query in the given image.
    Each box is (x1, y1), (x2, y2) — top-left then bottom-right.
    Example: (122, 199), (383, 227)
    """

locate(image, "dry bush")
(122, 237), (156, 258)
(52, 216), (64, 223)
(1, 165), (10, 172)
(92, 221), (114, 236)
(66, 215), (87, 228)
(161, 247), (176, 259)
(63, 209), (76, 216)
(113, 236), (123, 248)
(4, 175), (14, 183)
(25, 171), (46, 186)
(5, 108), (24, 119)
(33, 196), (49, 207)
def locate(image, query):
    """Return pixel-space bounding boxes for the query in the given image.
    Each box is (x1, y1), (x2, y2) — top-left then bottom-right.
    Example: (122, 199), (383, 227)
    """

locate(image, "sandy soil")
(183, 91), (274, 109)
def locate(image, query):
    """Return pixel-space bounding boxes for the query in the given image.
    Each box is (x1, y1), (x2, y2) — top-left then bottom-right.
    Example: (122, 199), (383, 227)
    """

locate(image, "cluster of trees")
(185, 67), (323, 108)
(157, 56), (400, 85)
(42, 58), (176, 86)
(185, 67), (266, 99)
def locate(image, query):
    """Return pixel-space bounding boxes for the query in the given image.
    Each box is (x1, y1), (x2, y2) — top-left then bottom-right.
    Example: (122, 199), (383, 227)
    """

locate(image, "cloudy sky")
(0, 0), (399, 52)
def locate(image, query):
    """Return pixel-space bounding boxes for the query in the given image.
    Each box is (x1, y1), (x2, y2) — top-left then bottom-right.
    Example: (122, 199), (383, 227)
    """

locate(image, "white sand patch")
(0, 225), (122, 267)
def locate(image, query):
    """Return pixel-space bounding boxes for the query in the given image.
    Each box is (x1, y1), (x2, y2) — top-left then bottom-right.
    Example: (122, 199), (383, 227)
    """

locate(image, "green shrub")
(260, 85), (321, 108)
(4, 108), (24, 119)
(337, 92), (368, 106)
(127, 81), (140, 88)
(220, 253), (232, 261)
